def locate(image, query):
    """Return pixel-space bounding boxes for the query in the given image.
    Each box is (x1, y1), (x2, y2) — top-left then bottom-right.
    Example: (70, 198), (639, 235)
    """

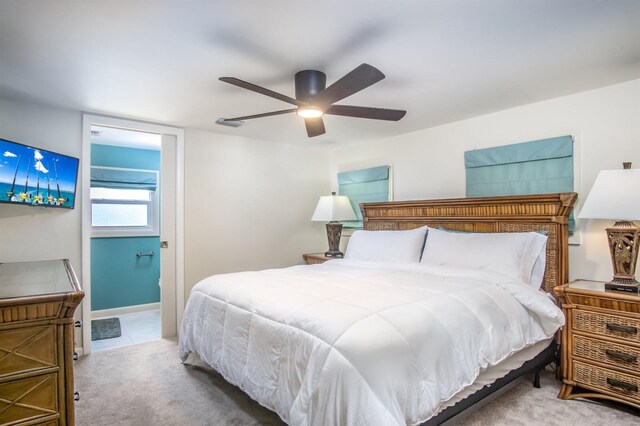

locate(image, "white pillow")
(530, 247), (547, 289)
(344, 226), (428, 263)
(420, 227), (547, 287)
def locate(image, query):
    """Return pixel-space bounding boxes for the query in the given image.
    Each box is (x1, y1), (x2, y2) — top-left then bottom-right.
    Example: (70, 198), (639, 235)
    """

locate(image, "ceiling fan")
(217, 63), (406, 138)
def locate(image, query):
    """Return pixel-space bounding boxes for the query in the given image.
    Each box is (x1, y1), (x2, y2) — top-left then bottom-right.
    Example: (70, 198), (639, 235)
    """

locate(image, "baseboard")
(92, 302), (160, 319)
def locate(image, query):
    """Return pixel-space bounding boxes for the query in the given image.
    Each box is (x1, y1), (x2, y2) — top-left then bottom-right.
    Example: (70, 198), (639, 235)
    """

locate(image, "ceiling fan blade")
(304, 117), (326, 137)
(311, 64), (385, 107)
(224, 108), (297, 121)
(325, 105), (406, 121)
(219, 77), (303, 106)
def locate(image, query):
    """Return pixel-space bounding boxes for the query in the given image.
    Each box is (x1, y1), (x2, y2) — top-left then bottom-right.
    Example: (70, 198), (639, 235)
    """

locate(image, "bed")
(179, 192), (577, 425)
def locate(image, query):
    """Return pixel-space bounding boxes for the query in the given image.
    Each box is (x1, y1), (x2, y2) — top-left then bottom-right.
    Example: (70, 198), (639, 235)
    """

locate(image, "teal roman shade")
(91, 167), (158, 191)
(338, 165), (390, 228)
(465, 135), (574, 233)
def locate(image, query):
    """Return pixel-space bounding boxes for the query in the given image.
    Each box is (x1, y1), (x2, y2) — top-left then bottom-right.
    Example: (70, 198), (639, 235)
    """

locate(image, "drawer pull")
(606, 377), (638, 392)
(606, 323), (638, 334)
(74, 391), (80, 401)
(605, 349), (637, 363)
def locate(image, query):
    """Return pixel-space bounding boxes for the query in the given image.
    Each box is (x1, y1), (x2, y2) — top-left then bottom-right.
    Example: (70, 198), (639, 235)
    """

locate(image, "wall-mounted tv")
(0, 137), (79, 209)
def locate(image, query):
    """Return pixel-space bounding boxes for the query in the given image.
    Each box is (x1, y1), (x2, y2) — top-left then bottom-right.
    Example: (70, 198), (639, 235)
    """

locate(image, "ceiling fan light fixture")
(296, 107), (324, 119)
(219, 64), (405, 138)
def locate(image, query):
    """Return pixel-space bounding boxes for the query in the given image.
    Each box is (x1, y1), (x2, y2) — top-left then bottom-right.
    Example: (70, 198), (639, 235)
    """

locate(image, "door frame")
(80, 114), (185, 355)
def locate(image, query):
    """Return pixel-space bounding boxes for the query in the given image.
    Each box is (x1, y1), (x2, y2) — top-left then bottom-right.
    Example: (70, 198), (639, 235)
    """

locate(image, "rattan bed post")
(360, 193), (578, 296)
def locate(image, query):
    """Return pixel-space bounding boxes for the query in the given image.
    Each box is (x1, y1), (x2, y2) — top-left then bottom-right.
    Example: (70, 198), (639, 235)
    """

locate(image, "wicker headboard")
(361, 193), (577, 295)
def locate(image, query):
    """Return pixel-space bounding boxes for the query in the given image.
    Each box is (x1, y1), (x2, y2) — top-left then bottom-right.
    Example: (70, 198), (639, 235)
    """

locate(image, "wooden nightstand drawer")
(574, 360), (640, 402)
(557, 280), (640, 409)
(574, 335), (640, 372)
(574, 309), (640, 344)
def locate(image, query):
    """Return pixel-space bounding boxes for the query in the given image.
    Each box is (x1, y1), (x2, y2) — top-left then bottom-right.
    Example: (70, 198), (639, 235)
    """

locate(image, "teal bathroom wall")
(91, 143), (160, 170)
(91, 143), (161, 311)
(91, 236), (160, 310)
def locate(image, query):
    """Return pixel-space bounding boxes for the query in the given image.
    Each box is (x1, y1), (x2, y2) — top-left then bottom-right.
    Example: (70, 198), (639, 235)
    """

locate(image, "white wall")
(0, 98), (84, 340)
(0, 98), (82, 267)
(183, 129), (330, 296)
(330, 79), (640, 283)
(0, 98), (331, 347)
(2, 77), (638, 335)
(0, 99), (333, 346)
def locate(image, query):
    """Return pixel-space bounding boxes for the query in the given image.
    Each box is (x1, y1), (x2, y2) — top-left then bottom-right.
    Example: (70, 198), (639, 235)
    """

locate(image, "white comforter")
(179, 260), (564, 426)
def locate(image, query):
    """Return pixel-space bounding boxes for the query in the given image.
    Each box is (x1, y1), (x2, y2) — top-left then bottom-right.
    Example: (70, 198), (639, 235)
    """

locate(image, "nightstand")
(302, 253), (335, 265)
(555, 279), (640, 409)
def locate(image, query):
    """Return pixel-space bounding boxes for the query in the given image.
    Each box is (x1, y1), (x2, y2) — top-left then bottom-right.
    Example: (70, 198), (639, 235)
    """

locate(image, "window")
(338, 165), (391, 228)
(90, 167), (159, 237)
(464, 135), (575, 234)
(91, 188), (152, 227)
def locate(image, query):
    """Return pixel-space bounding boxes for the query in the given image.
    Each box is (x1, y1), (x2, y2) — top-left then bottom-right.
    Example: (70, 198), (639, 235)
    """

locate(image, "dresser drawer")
(574, 360), (640, 402)
(0, 325), (57, 378)
(0, 373), (59, 425)
(574, 335), (640, 373)
(573, 309), (640, 344)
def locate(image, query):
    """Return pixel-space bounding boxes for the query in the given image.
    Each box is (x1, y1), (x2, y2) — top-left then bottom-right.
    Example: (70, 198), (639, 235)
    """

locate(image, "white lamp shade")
(579, 168), (640, 220)
(311, 194), (357, 222)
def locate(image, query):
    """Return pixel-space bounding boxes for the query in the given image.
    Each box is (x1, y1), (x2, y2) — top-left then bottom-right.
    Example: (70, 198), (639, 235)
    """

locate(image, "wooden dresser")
(555, 279), (640, 409)
(0, 259), (84, 425)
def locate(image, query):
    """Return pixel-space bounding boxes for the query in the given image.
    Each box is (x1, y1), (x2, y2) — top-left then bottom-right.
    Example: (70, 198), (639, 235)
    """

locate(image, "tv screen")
(0, 137), (79, 209)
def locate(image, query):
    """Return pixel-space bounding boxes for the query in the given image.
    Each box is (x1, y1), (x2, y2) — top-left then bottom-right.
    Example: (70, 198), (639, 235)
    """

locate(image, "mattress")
(179, 260), (564, 425)
(433, 337), (552, 418)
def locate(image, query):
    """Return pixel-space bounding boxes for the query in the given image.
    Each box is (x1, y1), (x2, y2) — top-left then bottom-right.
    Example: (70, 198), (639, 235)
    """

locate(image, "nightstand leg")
(558, 383), (573, 399)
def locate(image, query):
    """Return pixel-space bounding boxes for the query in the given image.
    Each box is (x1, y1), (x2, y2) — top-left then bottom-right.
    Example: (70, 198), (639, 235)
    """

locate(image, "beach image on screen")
(0, 139), (79, 208)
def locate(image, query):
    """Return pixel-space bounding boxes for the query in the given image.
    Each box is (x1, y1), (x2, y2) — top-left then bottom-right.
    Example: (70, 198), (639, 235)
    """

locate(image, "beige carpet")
(75, 338), (640, 425)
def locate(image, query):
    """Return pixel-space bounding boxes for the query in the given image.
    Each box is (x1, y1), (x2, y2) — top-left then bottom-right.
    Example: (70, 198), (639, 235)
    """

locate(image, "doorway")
(81, 115), (184, 355)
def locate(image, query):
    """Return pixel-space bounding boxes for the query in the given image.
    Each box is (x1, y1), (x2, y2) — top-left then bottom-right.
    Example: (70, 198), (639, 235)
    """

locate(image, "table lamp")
(579, 162), (640, 292)
(312, 192), (357, 258)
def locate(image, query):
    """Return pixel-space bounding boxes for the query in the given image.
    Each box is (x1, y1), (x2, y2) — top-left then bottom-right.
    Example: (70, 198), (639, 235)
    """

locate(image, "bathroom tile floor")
(91, 309), (160, 352)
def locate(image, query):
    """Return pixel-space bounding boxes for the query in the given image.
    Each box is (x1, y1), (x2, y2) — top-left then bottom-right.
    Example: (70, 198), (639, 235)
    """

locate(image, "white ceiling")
(1, 1), (639, 146)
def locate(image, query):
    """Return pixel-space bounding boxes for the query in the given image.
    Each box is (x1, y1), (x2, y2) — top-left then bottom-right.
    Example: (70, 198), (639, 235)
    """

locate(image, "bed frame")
(361, 192), (577, 295)
(360, 192), (577, 425)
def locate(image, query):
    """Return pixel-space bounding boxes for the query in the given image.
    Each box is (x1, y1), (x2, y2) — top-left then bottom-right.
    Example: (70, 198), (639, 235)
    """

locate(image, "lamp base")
(324, 250), (344, 258)
(325, 222), (344, 258)
(605, 221), (639, 293)
(605, 279), (640, 294)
